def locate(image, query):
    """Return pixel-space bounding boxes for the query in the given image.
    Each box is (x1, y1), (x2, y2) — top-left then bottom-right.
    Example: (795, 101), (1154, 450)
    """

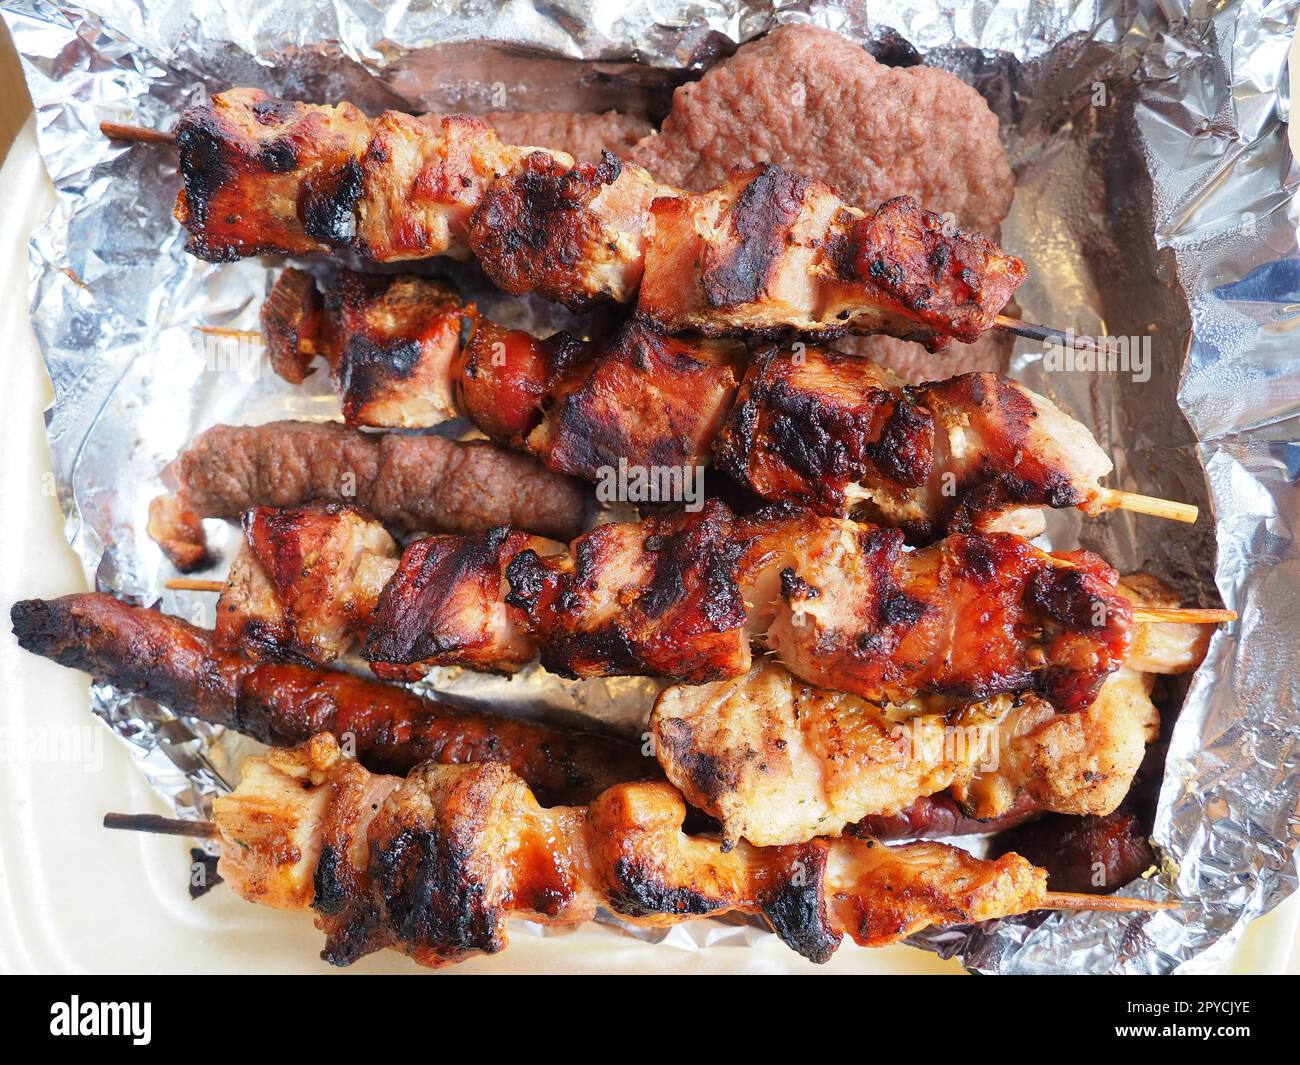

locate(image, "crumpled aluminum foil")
(5, 0), (1297, 973)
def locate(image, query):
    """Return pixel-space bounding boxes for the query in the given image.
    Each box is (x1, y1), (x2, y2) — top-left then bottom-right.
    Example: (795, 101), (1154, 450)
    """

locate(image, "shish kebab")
(104, 88), (1033, 350)
(167, 501), (1232, 714)
(654, 570), (1211, 849)
(162, 502), (1212, 842)
(223, 267), (1191, 541)
(11, 590), (1115, 845)
(14, 573), (1204, 852)
(104, 733), (1171, 969)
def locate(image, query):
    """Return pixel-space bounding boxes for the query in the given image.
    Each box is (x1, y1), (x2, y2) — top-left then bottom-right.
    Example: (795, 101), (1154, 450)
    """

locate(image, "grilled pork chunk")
(173, 88), (1024, 343)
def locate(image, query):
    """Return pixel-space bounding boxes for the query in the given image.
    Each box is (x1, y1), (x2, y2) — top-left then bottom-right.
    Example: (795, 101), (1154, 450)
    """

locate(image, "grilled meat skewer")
(210, 732), (1054, 967)
(9, 593), (652, 806)
(652, 572), (1210, 847)
(135, 88), (1027, 349)
(147, 419), (591, 572)
(252, 267), (1184, 542)
(177, 500), (1149, 712)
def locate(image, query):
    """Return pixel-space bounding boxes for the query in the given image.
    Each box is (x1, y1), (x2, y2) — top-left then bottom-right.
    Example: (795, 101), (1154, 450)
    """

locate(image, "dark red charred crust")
(758, 841), (843, 964)
(362, 527), (534, 675)
(468, 150), (623, 310)
(912, 373), (1084, 536)
(850, 792), (1043, 841)
(504, 500), (749, 683)
(300, 157), (364, 246)
(701, 165), (812, 309)
(260, 267), (326, 384)
(369, 771), (510, 962)
(837, 198), (1027, 351)
(174, 92), (361, 262)
(529, 321), (742, 481)
(715, 346), (934, 513)
(10, 593), (653, 806)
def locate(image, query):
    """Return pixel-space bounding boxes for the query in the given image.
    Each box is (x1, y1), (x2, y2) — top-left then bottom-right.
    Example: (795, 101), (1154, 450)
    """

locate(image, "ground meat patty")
(632, 24), (1015, 382)
(149, 421), (591, 570)
(423, 110), (653, 163)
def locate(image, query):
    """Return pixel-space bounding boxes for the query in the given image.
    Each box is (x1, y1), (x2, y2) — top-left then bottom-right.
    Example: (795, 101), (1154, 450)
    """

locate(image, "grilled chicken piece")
(735, 508), (1132, 712)
(261, 270), (1116, 543)
(147, 420), (590, 570)
(9, 593), (652, 805)
(173, 89), (1025, 343)
(652, 573), (1199, 847)
(525, 322), (744, 482)
(215, 733), (1048, 967)
(496, 500), (751, 683)
(215, 504), (398, 664)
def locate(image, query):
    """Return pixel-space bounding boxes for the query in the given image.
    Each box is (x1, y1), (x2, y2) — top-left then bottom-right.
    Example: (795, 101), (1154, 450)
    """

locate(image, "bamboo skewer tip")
(1132, 606), (1237, 625)
(100, 120), (175, 145)
(1100, 488), (1198, 524)
(103, 812), (218, 838)
(1040, 891), (1180, 914)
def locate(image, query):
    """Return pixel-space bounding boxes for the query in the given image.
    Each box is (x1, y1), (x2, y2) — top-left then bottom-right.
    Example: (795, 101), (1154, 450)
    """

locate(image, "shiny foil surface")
(4, 0), (1297, 973)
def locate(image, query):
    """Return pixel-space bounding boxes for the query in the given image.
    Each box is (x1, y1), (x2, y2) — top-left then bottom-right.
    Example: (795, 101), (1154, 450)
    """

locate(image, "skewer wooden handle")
(103, 812), (218, 838)
(1040, 891), (1178, 913)
(165, 578), (224, 592)
(1132, 607), (1236, 625)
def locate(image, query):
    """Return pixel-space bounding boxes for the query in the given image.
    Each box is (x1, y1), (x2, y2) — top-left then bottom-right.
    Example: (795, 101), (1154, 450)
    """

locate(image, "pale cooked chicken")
(651, 576), (1208, 847)
(214, 733), (1049, 967)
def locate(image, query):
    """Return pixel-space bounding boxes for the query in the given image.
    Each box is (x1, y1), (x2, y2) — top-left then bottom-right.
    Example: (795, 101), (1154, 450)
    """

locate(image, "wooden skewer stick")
(994, 314), (1122, 356)
(171, 570), (1234, 626)
(165, 577), (224, 593)
(195, 325), (321, 357)
(1132, 606), (1237, 625)
(103, 812), (219, 838)
(845, 482), (1198, 526)
(101, 120), (176, 145)
(1039, 891), (1179, 914)
(1099, 488), (1198, 524)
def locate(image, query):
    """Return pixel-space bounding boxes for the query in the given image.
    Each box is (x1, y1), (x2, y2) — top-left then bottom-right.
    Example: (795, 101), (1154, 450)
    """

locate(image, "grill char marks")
(469, 150), (633, 310)
(839, 197), (1027, 350)
(174, 90), (1025, 343)
(323, 272), (466, 428)
(174, 89), (369, 262)
(10, 592), (651, 806)
(363, 527), (553, 679)
(214, 503), (397, 665)
(504, 499), (751, 683)
(640, 168), (1026, 345)
(715, 345), (934, 514)
(701, 164), (812, 309)
(911, 373), (1095, 537)
(220, 743), (1044, 968)
(740, 512), (1132, 711)
(527, 321), (743, 481)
